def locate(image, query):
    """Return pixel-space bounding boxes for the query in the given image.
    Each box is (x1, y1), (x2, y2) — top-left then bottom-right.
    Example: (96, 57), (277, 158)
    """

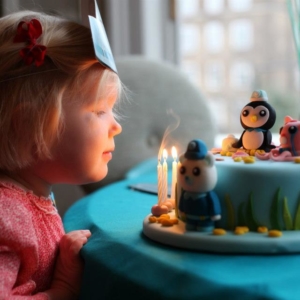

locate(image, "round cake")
(143, 90), (300, 253)
(214, 155), (300, 232)
(143, 154), (300, 254)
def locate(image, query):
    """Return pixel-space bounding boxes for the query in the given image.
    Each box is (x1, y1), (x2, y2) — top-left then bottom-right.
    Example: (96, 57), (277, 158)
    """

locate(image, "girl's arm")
(45, 230), (91, 300)
(0, 230), (91, 300)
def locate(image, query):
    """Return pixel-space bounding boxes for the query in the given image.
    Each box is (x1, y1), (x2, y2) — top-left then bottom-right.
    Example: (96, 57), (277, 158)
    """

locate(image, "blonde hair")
(0, 11), (122, 171)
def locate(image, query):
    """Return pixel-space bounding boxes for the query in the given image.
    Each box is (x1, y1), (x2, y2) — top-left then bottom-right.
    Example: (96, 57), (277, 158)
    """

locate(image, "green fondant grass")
(283, 197), (293, 230)
(270, 188), (281, 230)
(238, 202), (246, 226)
(223, 189), (300, 232)
(245, 192), (261, 231)
(225, 194), (235, 230)
(293, 196), (300, 230)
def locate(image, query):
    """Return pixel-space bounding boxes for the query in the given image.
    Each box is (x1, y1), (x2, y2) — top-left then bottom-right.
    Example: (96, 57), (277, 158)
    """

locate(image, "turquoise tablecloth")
(63, 158), (300, 300)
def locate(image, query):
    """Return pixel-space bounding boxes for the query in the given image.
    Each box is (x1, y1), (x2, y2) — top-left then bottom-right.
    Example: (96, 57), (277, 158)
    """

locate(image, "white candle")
(162, 149), (168, 204)
(171, 146), (177, 200)
(157, 158), (163, 205)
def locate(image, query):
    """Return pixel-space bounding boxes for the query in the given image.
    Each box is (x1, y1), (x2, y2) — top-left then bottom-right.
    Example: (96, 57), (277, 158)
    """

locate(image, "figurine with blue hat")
(178, 139), (221, 232)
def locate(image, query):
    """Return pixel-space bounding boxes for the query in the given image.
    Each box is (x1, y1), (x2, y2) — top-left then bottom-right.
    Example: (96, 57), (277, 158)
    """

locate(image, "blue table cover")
(63, 158), (300, 300)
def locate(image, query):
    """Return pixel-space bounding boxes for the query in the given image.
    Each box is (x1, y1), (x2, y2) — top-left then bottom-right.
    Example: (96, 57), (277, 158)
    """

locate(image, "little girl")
(0, 10), (122, 299)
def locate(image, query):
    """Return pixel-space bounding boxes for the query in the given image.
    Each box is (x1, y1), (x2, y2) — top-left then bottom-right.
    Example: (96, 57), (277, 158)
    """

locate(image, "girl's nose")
(111, 119), (122, 136)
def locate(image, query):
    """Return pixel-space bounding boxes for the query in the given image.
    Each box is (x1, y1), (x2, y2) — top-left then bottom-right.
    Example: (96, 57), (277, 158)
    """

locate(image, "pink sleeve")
(0, 246), (49, 300)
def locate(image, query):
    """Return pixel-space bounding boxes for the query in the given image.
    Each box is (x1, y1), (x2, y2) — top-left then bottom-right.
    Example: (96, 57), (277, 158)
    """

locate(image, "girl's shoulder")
(0, 182), (36, 246)
(0, 180), (28, 207)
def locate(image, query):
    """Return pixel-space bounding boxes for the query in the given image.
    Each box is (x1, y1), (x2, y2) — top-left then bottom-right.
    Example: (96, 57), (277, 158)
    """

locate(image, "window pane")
(228, 0), (252, 12)
(204, 21), (224, 53)
(230, 61), (255, 90)
(178, 0), (200, 18)
(203, 0), (224, 15)
(229, 19), (253, 51)
(179, 24), (201, 55)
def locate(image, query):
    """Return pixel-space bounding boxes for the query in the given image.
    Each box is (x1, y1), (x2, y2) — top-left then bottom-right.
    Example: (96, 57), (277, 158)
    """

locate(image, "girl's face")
(34, 72), (122, 185)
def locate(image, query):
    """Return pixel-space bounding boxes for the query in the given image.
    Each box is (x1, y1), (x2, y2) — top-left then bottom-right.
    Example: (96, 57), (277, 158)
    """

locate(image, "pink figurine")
(269, 116), (300, 161)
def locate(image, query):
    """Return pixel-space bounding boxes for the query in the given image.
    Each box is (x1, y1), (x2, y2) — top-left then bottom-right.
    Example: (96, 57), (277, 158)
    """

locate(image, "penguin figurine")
(232, 90), (276, 152)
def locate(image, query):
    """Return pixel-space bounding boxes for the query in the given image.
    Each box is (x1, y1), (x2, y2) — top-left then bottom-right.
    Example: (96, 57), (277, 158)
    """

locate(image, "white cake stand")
(143, 211), (300, 254)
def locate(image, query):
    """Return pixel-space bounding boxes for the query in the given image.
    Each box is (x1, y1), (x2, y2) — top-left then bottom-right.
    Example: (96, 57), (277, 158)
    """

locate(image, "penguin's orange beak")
(251, 115), (257, 123)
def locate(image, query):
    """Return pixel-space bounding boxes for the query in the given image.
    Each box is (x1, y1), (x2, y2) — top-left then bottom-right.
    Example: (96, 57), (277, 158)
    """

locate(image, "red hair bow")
(13, 19), (46, 67)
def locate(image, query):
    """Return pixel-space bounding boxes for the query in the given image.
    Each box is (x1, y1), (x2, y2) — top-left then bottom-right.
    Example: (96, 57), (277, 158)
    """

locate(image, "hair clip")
(13, 19), (46, 67)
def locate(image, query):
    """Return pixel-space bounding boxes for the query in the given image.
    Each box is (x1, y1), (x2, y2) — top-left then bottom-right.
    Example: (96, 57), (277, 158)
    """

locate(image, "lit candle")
(162, 149), (168, 204)
(157, 158), (163, 205)
(171, 146), (177, 200)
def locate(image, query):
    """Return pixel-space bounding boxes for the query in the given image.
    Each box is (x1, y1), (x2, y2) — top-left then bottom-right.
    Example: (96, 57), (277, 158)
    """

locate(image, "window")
(66, 0), (300, 136)
(179, 24), (201, 56)
(230, 61), (255, 90)
(177, 0), (300, 134)
(229, 19), (253, 52)
(228, 0), (252, 12)
(204, 21), (224, 53)
(203, 0), (224, 15)
(178, 0), (200, 18)
(204, 61), (225, 92)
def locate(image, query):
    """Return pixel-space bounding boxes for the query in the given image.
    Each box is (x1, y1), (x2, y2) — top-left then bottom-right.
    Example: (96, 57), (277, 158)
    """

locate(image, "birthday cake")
(143, 90), (300, 254)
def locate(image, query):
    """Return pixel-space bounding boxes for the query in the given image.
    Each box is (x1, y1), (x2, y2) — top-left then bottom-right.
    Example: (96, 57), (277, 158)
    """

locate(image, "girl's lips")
(103, 151), (113, 160)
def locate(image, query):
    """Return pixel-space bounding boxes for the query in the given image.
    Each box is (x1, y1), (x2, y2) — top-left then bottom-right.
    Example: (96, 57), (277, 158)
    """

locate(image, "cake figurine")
(278, 116), (300, 156)
(261, 115), (300, 161)
(232, 90), (276, 152)
(177, 139), (221, 232)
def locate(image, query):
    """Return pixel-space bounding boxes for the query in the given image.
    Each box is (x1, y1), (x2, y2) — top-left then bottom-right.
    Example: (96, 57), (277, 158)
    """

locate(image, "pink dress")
(0, 181), (65, 299)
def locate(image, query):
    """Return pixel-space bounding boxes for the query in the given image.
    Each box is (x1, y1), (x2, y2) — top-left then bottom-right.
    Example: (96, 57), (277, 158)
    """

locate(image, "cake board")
(143, 211), (300, 254)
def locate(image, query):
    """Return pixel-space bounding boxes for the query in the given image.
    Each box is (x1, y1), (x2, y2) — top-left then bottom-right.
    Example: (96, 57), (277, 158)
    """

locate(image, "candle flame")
(171, 146), (177, 160)
(163, 149), (168, 160)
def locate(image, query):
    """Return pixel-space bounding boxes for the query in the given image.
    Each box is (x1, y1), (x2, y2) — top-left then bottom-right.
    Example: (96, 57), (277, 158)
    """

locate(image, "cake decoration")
(232, 90), (276, 152)
(255, 115), (300, 161)
(143, 89), (300, 253)
(177, 139), (221, 232)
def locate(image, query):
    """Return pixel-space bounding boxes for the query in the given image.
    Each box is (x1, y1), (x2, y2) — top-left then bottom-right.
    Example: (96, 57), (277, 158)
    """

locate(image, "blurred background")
(0, 0), (299, 135)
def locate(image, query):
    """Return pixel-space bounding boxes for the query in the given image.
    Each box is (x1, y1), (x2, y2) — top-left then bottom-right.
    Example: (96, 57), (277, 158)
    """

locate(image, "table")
(63, 158), (300, 300)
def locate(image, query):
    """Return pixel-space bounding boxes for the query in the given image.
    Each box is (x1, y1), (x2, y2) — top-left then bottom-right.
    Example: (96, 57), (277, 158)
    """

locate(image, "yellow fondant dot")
(149, 216), (157, 223)
(160, 214), (170, 219)
(268, 230), (282, 238)
(257, 226), (268, 233)
(294, 157), (300, 163)
(249, 149), (256, 156)
(243, 156), (255, 164)
(157, 214), (171, 223)
(160, 219), (174, 226)
(234, 226), (249, 235)
(170, 218), (179, 224)
(233, 157), (242, 162)
(240, 226), (249, 233)
(213, 228), (227, 235)
(256, 149), (265, 155)
(234, 228), (245, 235)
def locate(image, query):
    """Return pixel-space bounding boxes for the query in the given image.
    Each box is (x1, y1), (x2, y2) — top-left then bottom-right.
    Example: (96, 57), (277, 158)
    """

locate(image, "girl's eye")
(96, 111), (106, 116)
